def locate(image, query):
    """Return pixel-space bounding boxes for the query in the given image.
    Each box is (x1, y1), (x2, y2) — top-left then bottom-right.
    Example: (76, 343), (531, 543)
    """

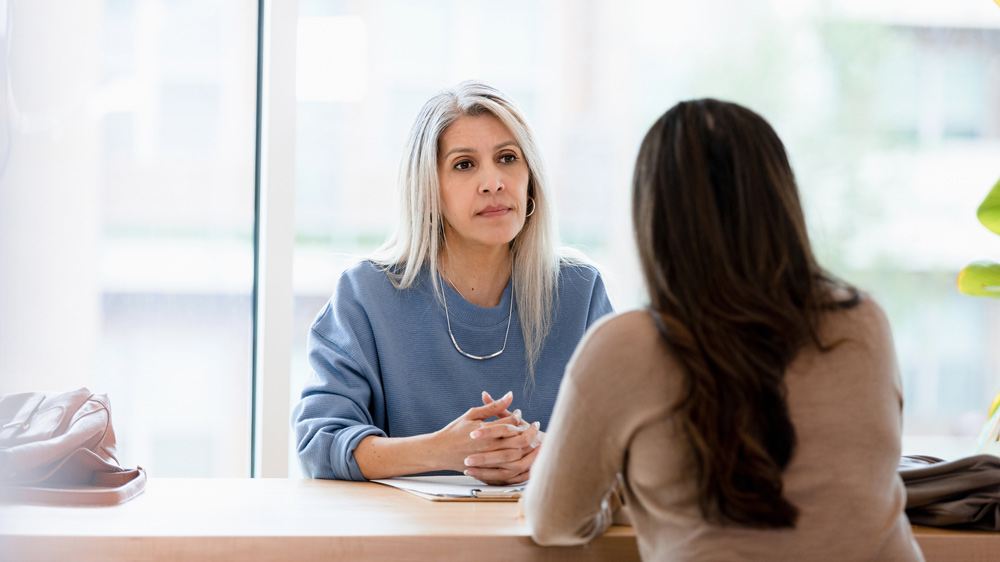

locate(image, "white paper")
(371, 475), (526, 498)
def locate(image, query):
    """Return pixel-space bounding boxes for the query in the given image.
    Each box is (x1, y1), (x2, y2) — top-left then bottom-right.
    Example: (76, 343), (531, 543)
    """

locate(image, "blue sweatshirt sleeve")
(292, 270), (388, 481)
(586, 269), (615, 328)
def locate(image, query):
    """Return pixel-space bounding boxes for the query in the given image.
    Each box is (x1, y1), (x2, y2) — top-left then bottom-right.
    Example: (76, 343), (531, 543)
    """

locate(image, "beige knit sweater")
(523, 297), (925, 561)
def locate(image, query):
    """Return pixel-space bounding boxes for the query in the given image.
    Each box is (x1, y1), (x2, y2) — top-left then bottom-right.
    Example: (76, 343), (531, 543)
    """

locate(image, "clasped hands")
(434, 390), (544, 486)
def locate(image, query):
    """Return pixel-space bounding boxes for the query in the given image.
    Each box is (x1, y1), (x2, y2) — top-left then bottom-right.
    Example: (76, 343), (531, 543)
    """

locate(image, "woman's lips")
(477, 205), (510, 218)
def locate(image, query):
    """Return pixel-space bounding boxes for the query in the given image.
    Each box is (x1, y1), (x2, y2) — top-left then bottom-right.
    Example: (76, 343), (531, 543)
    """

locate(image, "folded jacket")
(898, 454), (1000, 531)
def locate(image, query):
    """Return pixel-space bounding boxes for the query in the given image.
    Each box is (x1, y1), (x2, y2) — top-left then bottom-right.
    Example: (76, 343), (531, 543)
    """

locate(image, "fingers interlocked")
(461, 390), (546, 485)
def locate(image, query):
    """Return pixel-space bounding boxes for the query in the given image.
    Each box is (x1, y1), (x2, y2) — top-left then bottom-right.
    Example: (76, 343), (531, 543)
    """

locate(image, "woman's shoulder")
(568, 309), (670, 382)
(852, 291), (888, 320)
(341, 259), (391, 282)
(557, 258), (601, 278)
(808, 292), (900, 380)
(561, 309), (683, 421)
(588, 308), (656, 336)
(327, 260), (422, 308)
(337, 259), (419, 291)
(823, 290), (893, 341)
(315, 261), (427, 331)
(556, 255), (606, 292)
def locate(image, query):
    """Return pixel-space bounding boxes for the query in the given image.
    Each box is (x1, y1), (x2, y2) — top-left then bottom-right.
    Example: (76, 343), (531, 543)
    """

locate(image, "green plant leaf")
(958, 261), (1000, 298)
(978, 176), (1000, 236)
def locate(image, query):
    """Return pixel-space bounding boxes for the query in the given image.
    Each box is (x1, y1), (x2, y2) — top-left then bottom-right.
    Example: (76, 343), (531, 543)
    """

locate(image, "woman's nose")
(480, 171), (504, 193)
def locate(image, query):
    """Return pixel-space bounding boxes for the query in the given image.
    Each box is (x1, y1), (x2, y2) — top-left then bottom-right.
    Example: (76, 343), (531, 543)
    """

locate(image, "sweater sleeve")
(292, 269), (388, 481)
(586, 269), (615, 328)
(523, 313), (634, 546)
(560, 262), (615, 329)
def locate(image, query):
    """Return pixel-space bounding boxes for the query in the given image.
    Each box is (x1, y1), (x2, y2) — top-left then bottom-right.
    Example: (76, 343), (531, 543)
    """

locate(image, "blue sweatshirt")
(293, 260), (614, 481)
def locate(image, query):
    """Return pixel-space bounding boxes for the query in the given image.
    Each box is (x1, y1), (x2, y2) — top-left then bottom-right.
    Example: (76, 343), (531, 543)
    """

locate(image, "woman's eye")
(454, 161), (473, 170)
(499, 154), (518, 164)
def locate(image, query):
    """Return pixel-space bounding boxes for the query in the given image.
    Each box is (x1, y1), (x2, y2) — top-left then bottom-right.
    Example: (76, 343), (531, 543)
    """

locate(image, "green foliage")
(957, 261), (1000, 298)
(958, 177), (1000, 299)
(977, 176), (1000, 236)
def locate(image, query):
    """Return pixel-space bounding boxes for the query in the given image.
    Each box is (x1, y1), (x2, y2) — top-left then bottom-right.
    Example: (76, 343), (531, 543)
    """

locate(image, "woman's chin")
(448, 224), (524, 251)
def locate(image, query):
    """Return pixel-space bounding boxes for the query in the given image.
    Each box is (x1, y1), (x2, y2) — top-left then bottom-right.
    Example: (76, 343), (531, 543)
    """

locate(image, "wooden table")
(0, 478), (996, 561)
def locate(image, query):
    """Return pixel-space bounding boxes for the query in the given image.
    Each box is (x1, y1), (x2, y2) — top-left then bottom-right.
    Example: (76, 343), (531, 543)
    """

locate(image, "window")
(0, 0), (259, 477)
(289, 0), (1000, 472)
(3, 1), (996, 479)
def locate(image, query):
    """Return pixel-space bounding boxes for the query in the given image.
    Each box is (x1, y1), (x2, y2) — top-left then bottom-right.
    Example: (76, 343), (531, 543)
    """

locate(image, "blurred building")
(1, 0), (996, 475)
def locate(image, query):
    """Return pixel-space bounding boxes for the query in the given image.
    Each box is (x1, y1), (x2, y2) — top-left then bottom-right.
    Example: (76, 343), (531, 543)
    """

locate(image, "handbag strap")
(0, 466), (146, 507)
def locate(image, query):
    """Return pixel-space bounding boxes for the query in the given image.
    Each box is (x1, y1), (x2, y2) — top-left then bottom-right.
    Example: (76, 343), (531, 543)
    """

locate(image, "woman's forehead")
(440, 113), (517, 150)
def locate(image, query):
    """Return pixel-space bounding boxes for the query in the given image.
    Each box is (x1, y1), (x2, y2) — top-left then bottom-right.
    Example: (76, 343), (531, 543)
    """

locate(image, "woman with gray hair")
(293, 81), (613, 486)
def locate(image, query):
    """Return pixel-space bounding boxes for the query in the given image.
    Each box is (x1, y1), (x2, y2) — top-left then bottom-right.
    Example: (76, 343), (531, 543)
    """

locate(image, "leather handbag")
(0, 388), (146, 506)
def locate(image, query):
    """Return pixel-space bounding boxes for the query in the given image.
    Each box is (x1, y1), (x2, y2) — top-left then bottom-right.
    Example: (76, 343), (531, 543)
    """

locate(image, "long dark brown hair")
(632, 99), (858, 528)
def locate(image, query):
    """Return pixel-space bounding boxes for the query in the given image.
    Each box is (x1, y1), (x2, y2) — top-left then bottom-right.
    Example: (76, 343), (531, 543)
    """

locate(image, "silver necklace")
(440, 269), (513, 360)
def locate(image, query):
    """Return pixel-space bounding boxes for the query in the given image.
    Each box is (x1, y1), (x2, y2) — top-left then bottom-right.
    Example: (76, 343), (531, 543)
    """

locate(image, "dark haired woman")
(522, 100), (924, 561)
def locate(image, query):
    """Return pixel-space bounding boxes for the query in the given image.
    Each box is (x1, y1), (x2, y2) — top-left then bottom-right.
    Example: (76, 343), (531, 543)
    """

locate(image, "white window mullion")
(254, 0), (298, 478)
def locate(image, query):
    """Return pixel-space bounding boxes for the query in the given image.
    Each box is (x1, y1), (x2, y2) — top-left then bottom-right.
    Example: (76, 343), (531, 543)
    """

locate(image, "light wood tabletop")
(0, 478), (996, 561)
(0, 478), (635, 561)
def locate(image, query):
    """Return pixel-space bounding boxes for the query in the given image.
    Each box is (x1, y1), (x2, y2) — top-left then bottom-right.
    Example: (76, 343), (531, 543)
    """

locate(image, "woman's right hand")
(356, 391), (538, 483)
(453, 391), (544, 485)
(430, 391), (519, 472)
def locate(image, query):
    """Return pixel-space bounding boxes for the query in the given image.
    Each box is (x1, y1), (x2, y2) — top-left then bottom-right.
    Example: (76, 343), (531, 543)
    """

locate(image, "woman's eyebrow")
(441, 147), (474, 159)
(441, 141), (518, 160)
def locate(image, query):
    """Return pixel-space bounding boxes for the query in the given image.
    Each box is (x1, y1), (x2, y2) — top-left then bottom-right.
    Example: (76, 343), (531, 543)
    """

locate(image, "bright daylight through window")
(0, 0), (997, 478)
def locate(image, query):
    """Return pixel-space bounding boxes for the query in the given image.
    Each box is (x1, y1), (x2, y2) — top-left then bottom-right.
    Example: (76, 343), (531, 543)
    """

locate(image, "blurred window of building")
(2, 0), (995, 479)
(0, 0), (259, 477)
(288, 0), (1000, 473)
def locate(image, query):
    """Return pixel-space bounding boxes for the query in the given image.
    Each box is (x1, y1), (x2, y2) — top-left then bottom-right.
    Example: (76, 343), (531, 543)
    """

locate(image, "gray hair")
(371, 80), (564, 384)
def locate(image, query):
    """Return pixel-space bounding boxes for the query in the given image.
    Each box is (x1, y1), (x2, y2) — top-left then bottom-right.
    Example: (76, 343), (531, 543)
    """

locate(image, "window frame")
(251, 0), (298, 478)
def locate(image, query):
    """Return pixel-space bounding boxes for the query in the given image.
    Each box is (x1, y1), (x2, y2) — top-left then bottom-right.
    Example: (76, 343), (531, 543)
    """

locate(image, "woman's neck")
(438, 245), (512, 308)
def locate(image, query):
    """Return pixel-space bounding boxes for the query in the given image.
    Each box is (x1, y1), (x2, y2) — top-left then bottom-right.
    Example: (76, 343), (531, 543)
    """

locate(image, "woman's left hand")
(461, 392), (546, 485)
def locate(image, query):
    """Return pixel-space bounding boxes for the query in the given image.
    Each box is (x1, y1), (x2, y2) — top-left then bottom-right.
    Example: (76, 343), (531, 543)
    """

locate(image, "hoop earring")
(525, 197), (536, 218)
